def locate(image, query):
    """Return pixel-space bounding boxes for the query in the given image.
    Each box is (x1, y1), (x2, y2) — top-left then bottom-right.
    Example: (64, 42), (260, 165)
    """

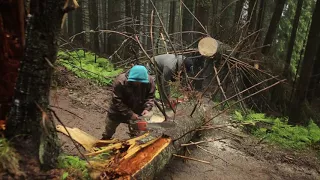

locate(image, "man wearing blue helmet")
(102, 65), (156, 139)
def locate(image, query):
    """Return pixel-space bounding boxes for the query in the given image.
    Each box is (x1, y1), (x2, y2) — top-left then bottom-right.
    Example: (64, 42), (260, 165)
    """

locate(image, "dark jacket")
(108, 72), (156, 120)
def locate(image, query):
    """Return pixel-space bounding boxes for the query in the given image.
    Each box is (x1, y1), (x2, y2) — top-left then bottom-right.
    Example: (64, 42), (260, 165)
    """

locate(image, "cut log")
(106, 102), (206, 180)
(56, 102), (206, 180)
(198, 37), (233, 58)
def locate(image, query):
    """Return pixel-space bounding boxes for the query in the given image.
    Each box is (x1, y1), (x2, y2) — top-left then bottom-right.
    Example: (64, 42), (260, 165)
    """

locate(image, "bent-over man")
(154, 54), (193, 106)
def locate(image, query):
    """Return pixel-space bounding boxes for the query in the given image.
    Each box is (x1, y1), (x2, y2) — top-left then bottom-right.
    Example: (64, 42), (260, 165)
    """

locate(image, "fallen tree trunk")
(105, 102), (206, 180)
(57, 102), (206, 180)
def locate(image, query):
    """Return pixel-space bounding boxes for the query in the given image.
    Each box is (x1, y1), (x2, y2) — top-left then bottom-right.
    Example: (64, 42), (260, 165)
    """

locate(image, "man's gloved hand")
(141, 110), (149, 116)
(131, 113), (139, 120)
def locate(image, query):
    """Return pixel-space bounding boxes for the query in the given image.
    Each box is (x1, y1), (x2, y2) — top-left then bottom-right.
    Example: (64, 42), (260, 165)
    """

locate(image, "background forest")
(1, 0), (320, 179)
(62, 0), (320, 125)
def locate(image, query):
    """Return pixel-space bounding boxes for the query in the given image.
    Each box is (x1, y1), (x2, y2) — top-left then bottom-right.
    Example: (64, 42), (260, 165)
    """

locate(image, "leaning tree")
(3, 0), (78, 169)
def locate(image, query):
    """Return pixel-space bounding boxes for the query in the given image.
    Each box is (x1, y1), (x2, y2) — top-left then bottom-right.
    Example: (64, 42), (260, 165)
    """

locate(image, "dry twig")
(173, 154), (210, 164)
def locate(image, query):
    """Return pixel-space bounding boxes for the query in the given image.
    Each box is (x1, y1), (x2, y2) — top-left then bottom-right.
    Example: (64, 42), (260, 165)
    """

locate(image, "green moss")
(57, 50), (123, 85)
(233, 111), (320, 150)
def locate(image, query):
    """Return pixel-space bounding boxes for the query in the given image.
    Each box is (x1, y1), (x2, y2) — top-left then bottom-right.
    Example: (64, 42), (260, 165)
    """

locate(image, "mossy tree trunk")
(5, 0), (69, 169)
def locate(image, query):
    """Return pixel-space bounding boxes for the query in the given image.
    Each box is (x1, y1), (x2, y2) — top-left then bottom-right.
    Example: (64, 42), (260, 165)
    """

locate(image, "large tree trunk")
(307, 46), (320, 102)
(89, 0), (100, 53)
(247, 0), (258, 33)
(289, 0), (320, 125)
(255, 0), (266, 44)
(192, 0), (211, 90)
(101, 0), (107, 53)
(211, 0), (221, 37)
(5, 0), (68, 169)
(283, 0), (304, 77)
(261, 0), (287, 55)
(169, 0), (177, 34)
(103, 103), (205, 179)
(82, 0), (90, 48)
(74, 0), (84, 46)
(124, 0), (140, 60)
(67, 10), (74, 37)
(0, 1), (24, 121)
(233, 0), (245, 26)
(107, 0), (123, 59)
(219, 0), (235, 41)
(182, 0), (195, 45)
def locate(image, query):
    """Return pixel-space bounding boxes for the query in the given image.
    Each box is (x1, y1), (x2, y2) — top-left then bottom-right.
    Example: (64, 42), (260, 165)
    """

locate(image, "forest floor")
(51, 66), (320, 180)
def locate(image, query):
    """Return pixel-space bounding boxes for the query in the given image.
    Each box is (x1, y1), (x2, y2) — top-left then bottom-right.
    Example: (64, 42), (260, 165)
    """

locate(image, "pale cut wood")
(198, 37), (219, 57)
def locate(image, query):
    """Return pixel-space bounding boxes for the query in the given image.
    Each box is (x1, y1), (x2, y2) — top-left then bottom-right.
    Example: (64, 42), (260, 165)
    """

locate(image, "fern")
(233, 111), (320, 150)
(57, 154), (89, 179)
(57, 50), (123, 86)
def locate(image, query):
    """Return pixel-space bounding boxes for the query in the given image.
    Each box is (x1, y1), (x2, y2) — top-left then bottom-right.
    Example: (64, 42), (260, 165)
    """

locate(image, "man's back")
(154, 54), (184, 73)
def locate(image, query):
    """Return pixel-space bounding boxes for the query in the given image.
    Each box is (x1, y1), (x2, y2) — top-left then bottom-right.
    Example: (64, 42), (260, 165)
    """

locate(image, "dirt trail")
(51, 69), (320, 180)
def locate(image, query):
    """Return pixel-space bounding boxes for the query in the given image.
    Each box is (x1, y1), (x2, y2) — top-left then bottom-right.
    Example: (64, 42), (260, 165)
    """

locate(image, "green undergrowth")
(233, 111), (320, 150)
(57, 151), (110, 180)
(57, 50), (123, 85)
(57, 154), (89, 180)
(0, 138), (21, 175)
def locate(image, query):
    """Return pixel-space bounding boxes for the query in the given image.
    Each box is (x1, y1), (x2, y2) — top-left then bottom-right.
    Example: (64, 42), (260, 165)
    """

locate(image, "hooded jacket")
(108, 71), (156, 120)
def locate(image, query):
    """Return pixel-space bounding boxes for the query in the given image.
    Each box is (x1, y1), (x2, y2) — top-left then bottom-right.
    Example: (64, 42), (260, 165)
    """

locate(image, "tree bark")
(107, 0), (122, 58)
(255, 0), (266, 43)
(233, 0), (245, 26)
(89, 0), (100, 53)
(74, 0), (84, 45)
(125, 0), (133, 33)
(307, 46), (320, 102)
(101, 0), (107, 53)
(5, 0), (68, 169)
(182, 0), (195, 44)
(0, 1), (24, 121)
(283, 0), (304, 77)
(67, 10), (74, 37)
(169, 0), (177, 34)
(82, 0), (90, 48)
(105, 103), (205, 179)
(247, 0), (258, 33)
(194, 0), (209, 36)
(261, 0), (287, 55)
(211, 0), (221, 37)
(289, 0), (320, 125)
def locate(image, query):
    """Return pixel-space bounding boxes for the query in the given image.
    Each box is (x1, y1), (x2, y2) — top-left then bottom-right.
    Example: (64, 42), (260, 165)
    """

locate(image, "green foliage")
(233, 111), (320, 150)
(57, 50), (123, 85)
(57, 154), (89, 179)
(0, 138), (21, 175)
(155, 89), (160, 99)
(62, 172), (69, 180)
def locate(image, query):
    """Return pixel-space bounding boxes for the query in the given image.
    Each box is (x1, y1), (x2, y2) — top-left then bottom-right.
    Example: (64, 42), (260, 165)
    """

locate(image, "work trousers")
(102, 113), (137, 139)
(102, 111), (153, 139)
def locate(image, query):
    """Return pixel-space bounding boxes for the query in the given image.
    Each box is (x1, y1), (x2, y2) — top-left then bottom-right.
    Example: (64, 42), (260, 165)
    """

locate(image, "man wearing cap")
(153, 54), (193, 107)
(102, 65), (156, 139)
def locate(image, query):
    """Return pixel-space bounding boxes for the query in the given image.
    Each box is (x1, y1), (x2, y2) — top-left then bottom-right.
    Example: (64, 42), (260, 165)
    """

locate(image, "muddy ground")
(51, 67), (320, 180)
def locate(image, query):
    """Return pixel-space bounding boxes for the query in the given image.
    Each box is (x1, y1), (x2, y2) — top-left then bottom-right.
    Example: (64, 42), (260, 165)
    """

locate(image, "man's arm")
(143, 77), (156, 111)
